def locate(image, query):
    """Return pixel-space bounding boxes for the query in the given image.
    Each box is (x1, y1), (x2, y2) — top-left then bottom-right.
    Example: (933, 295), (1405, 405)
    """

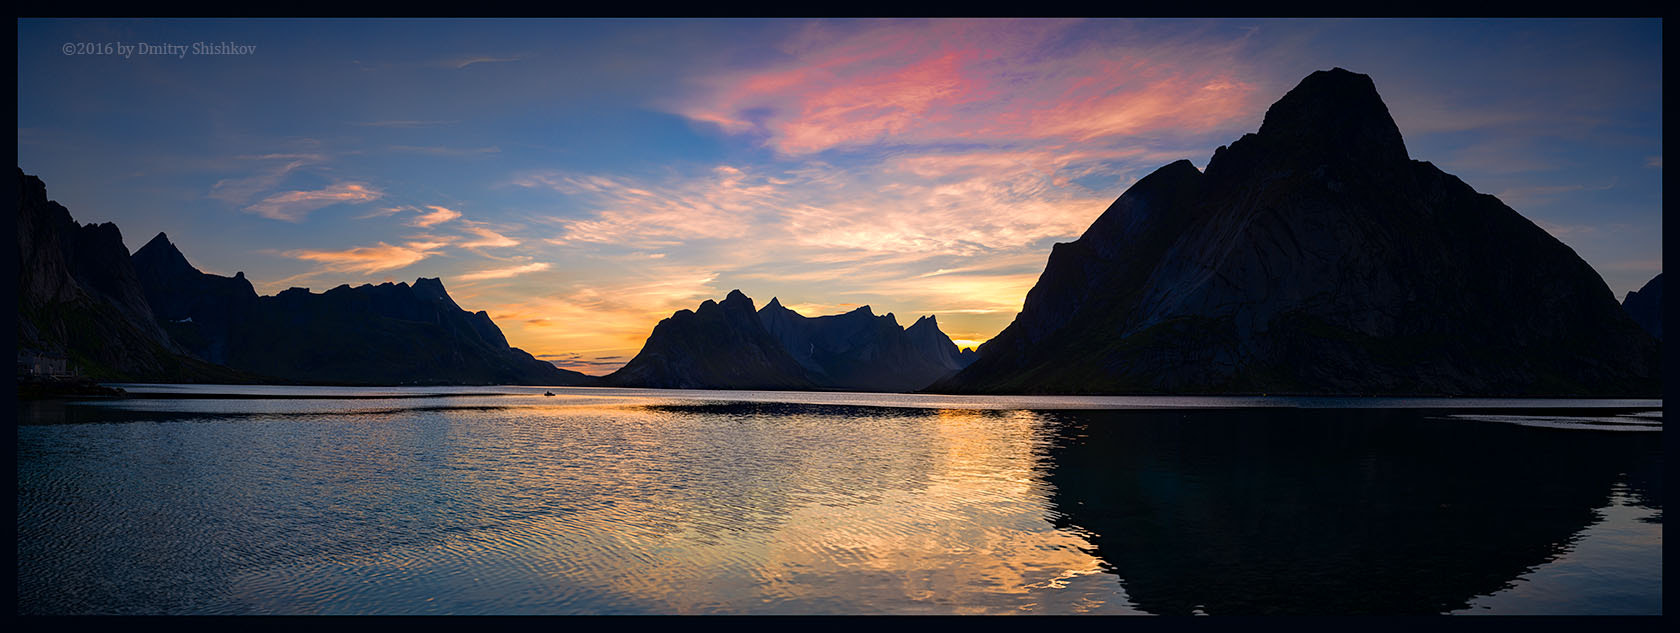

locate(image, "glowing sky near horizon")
(17, 19), (1663, 374)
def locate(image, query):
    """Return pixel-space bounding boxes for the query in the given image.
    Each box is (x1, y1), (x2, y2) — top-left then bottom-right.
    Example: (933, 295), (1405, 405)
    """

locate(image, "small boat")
(544, 391), (556, 397)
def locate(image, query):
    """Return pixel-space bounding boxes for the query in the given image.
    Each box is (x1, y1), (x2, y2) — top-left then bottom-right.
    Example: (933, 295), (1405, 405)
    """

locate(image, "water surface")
(16, 386), (1662, 614)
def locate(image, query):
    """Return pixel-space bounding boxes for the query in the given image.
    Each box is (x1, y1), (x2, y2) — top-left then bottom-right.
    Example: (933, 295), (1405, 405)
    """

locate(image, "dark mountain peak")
(411, 276), (451, 302)
(765, 296), (785, 310)
(1254, 67), (1408, 166)
(142, 231), (176, 251)
(849, 305), (874, 316)
(133, 231), (198, 277)
(908, 314), (938, 330)
(721, 289), (757, 313)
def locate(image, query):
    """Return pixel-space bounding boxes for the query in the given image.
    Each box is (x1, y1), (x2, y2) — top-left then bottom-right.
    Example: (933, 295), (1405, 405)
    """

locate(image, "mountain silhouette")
(130, 233), (595, 386)
(934, 68), (1658, 396)
(17, 169), (255, 382)
(605, 290), (975, 391)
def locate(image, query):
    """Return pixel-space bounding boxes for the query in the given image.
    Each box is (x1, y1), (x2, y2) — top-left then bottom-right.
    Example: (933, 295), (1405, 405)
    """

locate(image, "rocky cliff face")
(935, 68), (1659, 396)
(606, 290), (975, 391)
(129, 237), (595, 386)
(1622, 273), (1662, 340)
(17, 169), (247, 381)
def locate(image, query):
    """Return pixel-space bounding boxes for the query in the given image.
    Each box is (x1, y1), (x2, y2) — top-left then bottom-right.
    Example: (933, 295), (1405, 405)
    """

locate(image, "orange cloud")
(459, 226), (520, 249)
(247, 182), (384, 222)
(409, 205), (464, 227)
(458, 262), (552, 281)
(283, 240), (444, 274)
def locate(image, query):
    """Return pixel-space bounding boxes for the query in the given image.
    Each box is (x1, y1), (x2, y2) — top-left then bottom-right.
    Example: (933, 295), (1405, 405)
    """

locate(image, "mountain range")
(16, 68), (1661, 395)
(17, 168), (590, 386)
(602, 290), (976, 392)
(932, 68), (1658, 396)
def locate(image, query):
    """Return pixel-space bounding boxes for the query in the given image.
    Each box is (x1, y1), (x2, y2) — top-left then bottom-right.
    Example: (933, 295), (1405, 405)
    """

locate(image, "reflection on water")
(15, 388), (1662, 614)
(1042, 408), (1662, 615)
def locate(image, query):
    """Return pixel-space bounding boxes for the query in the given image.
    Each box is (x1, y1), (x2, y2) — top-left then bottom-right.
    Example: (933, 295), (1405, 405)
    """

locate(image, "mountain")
(1622, 273), (1662, 340)
(934, 68), (1658, 396)
(17, 168), (251, 381)
(602, 290), (817, 390)
(130, 233), (594, 386)
(758, 298), (975, 391)
(604, 290), (976, 391)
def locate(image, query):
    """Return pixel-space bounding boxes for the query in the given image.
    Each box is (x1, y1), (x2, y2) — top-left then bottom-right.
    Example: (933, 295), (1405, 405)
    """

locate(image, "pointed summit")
(938, 68), (1656, 396)
(133, 231), (200, 278)
(1255, 67), (1408, 166)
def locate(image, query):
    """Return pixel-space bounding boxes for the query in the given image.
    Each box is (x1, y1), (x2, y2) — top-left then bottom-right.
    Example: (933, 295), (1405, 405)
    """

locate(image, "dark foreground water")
(16, 386), (1662, 615)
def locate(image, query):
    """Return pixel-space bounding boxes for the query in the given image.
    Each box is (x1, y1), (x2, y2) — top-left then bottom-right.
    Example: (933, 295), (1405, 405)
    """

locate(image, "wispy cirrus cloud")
(208, 153), (328, 206)
(246, 182), (384, 222)
(441, 54), (523, 69)
(283, 239), (446, 274)
(673, 19), (1260, 155)
(350, 119), (457, 128)
(409, 205), (463, 227)
(459, 226), (520, 249)
(458, 261), (551, 281)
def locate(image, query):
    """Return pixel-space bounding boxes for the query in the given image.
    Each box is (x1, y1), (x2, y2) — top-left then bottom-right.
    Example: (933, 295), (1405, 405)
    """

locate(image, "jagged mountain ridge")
(934, 68), (1658, 396)
(130, 233), (594, 386)
(17, 168), (251, 381)
(604, 290), (976, 391)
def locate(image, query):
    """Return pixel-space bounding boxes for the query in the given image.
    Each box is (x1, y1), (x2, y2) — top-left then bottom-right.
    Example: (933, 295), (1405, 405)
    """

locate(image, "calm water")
(16, 386), (1662, 615)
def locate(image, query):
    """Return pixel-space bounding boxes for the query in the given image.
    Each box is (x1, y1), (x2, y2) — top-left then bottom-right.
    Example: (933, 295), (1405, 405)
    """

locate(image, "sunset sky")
(17, 19), (1662, 374)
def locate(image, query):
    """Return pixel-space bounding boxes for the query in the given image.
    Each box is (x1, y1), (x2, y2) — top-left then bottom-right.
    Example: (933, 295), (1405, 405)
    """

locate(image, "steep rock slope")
(936, 69), (1658, 396)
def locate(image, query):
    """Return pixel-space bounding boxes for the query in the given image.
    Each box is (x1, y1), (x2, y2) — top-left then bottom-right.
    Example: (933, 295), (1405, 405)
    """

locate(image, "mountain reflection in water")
(1042, 408), (1662, 615)
(15, 389), (1662, 614)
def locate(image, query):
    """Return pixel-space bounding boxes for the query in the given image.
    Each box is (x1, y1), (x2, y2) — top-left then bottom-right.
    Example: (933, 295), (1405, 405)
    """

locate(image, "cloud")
(209, 154), (327, 205)
(1647, 155), (1662, 169)
(459, 226), (520, 249)
(246, 182), (384, 222)
(673, 19), (1260, 155)
(350, 120), (458, 128)
(388, 145), (502, 157)
(283, 240), (445, 274)
(409, 205), (463, 227)
(441, 55), (523, 69)
(458, 262), (552, 281)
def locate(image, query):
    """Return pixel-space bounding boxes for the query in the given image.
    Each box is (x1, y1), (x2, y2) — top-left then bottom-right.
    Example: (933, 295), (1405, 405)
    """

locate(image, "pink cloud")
(675, 19), (1260, 155)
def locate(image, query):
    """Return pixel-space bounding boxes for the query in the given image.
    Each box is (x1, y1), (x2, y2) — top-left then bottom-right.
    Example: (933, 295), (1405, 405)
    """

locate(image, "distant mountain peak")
(132, 230), (200, 278)
(765, 296), (785, 310)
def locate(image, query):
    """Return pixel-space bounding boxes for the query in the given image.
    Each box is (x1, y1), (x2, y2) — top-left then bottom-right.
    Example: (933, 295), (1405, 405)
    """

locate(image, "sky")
(16, 19), (1663, 375)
